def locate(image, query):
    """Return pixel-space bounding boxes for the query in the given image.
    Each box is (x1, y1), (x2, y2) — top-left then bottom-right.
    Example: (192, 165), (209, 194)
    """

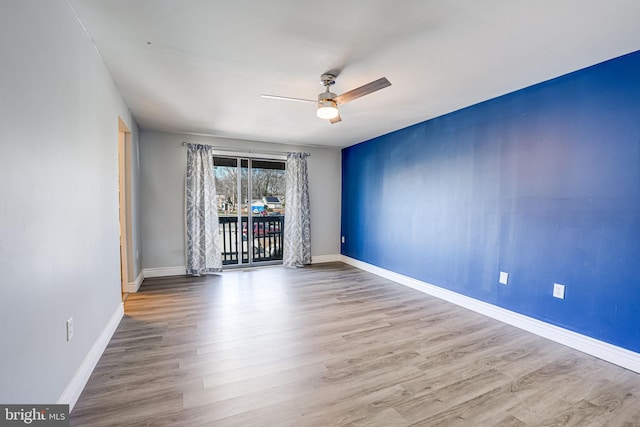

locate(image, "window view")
(214, 156), (286, 266)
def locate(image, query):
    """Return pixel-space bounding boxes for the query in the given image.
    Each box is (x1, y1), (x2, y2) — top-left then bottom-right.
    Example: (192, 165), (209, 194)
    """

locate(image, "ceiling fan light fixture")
(317, 99), (339, 119)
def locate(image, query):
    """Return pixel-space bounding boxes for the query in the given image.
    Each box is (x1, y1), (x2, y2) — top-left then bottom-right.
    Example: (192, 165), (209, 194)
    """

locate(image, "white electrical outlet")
(499, 271), (509, 285)
(66, 317), (74, 341)
(341, 236), (345, 244)
(553, 283), (565, 299)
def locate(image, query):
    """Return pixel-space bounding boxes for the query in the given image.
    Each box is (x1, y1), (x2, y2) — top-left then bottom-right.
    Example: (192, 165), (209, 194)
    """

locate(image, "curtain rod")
(180, 141), (309, 157)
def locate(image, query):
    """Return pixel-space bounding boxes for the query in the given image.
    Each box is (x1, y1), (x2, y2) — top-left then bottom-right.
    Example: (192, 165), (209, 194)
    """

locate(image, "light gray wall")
(0, 0), (141, 403)
(140, 130), (341, 269)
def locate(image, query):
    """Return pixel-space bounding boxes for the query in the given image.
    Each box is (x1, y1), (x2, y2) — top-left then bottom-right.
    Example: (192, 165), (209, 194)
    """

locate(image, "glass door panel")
(214, 157), (241, 265)
(250, 160), (285, 263)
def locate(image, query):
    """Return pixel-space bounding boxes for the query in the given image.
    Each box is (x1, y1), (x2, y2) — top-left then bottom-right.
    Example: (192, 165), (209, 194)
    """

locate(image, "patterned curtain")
(185, 144), (223, 275)
(283, 152), (311, 267)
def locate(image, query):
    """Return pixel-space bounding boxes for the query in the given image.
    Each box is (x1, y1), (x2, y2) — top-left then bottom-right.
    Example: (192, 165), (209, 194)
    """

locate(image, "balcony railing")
(219, 215), (284, 265)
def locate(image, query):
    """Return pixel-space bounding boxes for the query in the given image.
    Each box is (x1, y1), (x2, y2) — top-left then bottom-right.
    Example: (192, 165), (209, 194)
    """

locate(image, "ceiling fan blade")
(260, 94), (317, 104)
(335, 77), (391, 105)
(329, 113), (342, 124)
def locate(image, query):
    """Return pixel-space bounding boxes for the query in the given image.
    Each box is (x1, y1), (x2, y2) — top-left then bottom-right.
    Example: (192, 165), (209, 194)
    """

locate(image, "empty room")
(2, 1), (640, 426)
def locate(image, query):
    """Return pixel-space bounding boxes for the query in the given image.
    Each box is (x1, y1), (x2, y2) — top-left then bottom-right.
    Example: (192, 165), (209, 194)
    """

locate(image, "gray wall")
(140, 130), (341, 269)
(0, 0), (141, 403)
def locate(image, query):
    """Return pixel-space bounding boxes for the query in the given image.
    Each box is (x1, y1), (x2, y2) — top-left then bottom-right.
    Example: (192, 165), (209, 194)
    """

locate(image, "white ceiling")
(68, 0), (640, 148)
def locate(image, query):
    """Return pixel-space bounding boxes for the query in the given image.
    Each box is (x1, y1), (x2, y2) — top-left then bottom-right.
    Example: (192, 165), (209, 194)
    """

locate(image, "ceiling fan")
(261, 73), (391, 124)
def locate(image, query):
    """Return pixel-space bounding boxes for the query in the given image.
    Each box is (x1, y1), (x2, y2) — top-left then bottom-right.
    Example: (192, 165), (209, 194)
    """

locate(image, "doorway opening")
(118, 118), (132, 297)
(214, 156), (286, 267)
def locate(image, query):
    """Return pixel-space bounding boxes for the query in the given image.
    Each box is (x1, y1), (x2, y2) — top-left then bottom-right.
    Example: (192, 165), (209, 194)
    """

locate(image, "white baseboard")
(59, 302), (124, 411)
(311, 254), (343, 264)
(126, 271), (144, 293)
(340, 255), (640, 374)
(143, 266), (186, 278)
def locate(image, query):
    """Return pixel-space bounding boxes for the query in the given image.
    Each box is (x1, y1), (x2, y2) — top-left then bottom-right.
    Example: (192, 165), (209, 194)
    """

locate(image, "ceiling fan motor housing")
(318, 90), (337, 103)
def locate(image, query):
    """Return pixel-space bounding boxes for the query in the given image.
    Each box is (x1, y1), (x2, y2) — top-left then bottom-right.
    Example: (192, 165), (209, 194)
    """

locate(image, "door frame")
(118, 117), (132, 295)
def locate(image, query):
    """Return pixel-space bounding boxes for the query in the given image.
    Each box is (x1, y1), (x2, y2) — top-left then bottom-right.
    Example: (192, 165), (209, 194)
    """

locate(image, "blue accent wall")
(341, 50), (640, 353)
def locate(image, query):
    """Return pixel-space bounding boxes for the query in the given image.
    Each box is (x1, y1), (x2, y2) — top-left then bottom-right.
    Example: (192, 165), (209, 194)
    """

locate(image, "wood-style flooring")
(70, 262), (640, 426)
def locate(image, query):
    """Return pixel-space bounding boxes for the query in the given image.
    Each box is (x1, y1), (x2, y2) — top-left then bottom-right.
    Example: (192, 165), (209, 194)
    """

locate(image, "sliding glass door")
(214, 156), (285, 266)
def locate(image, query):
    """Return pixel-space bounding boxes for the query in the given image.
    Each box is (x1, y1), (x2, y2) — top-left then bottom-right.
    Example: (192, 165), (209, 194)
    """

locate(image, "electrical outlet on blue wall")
(553, 283), (565, 299)
(499, 271), (509, 285)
